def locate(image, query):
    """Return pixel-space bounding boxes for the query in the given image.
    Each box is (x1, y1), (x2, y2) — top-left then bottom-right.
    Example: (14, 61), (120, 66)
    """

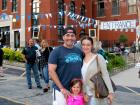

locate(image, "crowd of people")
(0, 27), (115, 105)
(22, 38), (53, 92)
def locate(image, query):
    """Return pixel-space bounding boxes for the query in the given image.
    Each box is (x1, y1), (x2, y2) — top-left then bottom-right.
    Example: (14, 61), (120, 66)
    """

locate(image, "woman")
(39, 40), (53, 92)
(81, 36), (114, 105)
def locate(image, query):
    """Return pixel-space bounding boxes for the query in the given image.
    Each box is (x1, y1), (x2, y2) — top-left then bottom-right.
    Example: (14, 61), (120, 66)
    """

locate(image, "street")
(0, 67), (140, 105)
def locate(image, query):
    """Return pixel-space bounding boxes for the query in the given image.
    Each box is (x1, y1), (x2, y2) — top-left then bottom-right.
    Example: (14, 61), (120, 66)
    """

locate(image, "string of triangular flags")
(0, 11), (139, 33)
(0, 11), (95, 25)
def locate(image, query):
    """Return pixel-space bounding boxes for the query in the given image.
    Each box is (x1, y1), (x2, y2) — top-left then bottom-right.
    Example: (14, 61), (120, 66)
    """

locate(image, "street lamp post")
(12, 18), (16, 27)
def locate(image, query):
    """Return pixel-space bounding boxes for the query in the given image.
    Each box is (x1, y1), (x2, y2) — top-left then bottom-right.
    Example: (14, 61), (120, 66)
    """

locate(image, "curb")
(3, 64), (25, 71)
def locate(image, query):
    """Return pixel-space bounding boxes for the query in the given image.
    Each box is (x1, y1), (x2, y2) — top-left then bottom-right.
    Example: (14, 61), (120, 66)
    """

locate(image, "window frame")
(58, 0), (64, 40)
(127, 0), (137, 14)
(12, 0), (18, 12)
(2, 0), (7, 10)
(70, 1), (75, 13)
(112, 0), (120, 16)
(97, 0), (105, 17)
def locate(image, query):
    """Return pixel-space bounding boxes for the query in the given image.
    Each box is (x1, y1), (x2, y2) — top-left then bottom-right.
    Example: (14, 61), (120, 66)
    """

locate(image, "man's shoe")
(28, 86), (32, 89)
(37, 85), (42, 89)
(43, 88), (49, 93)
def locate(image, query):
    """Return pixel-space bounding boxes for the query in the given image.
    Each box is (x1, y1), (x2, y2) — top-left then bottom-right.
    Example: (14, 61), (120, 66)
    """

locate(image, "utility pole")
(136, 0), (140, 53)
(65, 4), (69, 27)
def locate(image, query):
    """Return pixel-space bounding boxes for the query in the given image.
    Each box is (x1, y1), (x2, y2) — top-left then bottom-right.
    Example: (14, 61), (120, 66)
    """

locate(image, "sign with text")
(100, 20), (136, 30)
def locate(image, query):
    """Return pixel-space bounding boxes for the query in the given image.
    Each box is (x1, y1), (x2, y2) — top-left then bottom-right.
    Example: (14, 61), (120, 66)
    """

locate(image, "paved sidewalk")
(0, 64), (140, 105)
(112, 67), (140, 88)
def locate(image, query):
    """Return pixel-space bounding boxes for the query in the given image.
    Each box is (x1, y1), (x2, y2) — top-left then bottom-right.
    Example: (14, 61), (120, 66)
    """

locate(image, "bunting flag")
(34, 14), (38, 19)
(16, 15), (19, 21)
(28, 15), (31, 21)
(40, 14), (44, 19)
(49, 13), (52, 18)
(0, 12), (96, 29)
(45, 14), (48, 19)
(42, 25), (46, 30)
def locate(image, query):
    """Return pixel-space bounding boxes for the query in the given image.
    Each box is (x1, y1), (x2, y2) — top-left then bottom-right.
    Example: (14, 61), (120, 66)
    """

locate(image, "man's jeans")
(25, 63), (41, 87)
(43, 65), (49, 84)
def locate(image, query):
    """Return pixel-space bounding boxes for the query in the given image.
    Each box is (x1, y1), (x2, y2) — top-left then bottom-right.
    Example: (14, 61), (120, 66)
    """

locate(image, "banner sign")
(100, 20), (136, 30)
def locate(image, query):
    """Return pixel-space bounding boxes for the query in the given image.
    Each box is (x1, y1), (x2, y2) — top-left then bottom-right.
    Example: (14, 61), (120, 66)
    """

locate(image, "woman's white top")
(81, 55), (96, 96)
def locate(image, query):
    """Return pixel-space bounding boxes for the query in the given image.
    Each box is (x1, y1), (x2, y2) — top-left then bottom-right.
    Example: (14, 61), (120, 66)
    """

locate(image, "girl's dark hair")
(80, 36), (93, 45)
(70, 78), (83, 93)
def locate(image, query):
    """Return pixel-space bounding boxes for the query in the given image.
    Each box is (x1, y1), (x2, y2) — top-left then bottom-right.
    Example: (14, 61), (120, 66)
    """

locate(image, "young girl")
(67, 78), (88, 105)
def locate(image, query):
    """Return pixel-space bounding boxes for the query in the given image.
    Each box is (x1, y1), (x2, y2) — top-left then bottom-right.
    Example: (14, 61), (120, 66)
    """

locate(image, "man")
(48, 27), (83, 105)
(34, 39), (41, 50)
(22, 39), (42, 89)
(74, 32), (88, 50)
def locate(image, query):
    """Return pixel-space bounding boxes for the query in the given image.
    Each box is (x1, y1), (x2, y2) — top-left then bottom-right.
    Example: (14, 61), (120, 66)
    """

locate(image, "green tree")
(118, 34), (128, 43)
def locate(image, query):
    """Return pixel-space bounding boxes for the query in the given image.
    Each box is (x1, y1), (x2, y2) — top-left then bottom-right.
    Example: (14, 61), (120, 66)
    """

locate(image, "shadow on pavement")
(0, 97), (25, 105)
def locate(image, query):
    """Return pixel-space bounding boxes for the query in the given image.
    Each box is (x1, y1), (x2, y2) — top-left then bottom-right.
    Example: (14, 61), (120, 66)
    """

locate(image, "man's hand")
(60, 88), (71, 98)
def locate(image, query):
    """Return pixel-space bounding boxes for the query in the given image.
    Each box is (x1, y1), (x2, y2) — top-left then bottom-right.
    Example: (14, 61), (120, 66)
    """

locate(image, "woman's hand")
(107, 93), (114, 105)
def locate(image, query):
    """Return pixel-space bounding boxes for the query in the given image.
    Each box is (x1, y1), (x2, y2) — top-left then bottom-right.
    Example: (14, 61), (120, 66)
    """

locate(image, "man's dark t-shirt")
(48, 46), (83, 91)
(22, 46), (38, 64)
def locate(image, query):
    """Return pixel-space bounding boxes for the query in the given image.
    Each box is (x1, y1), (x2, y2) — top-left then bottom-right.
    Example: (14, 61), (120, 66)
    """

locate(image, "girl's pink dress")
(67, 94), (84, 105)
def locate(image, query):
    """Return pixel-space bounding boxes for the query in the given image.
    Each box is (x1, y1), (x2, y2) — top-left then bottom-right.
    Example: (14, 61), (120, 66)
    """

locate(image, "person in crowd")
(67, 78), (88, 105)
(96, 41), (108, 63)
(39, 40), (53, 92)
(34, 39), (41, 50)
(74, 32), (88, 50)
(81, 36), (114, 105)
(48, 27), (83, 105)
(130, 41), (136, 53)
(114, 43), (121, 55)
(22, 39), (42, 89)
(34, 39), (42, 78)
(0, 48), (4, 77)
(120, 43), (125, 55)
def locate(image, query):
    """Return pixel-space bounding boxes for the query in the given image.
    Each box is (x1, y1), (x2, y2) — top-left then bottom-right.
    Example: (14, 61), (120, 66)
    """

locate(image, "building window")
(97, 0), (105, 17)
(12, 0), (18, 12)
(14, 31), (20, 48)
(0, 26), (10, 47)
(32, 0), (40, 26)
(112, 0), (120, 15)
(33, 28), (39, 38)
(80, 4), (85, 16)
(58, 0), (64, 40)
(33, 0), (40, 13)
(2, 0), (7, 10)
(70, 1), (75, 13)
(32, 0), (40, 38)
(127, 0), (136, 14)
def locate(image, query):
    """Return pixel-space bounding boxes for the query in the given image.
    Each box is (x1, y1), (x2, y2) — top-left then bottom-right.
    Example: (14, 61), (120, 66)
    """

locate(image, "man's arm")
(48, 64), (64, 90)
(22, 54), (27, 63)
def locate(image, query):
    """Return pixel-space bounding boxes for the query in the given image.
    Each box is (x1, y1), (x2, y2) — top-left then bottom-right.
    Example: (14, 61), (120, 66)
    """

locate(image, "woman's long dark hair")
(80, 36), (95, 53)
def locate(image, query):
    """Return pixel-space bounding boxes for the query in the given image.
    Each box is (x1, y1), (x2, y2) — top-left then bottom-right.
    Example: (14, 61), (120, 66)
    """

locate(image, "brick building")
(92, 0), (138, 47)
(0, 0), (93, 48)
(0, 0), (139, 48)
